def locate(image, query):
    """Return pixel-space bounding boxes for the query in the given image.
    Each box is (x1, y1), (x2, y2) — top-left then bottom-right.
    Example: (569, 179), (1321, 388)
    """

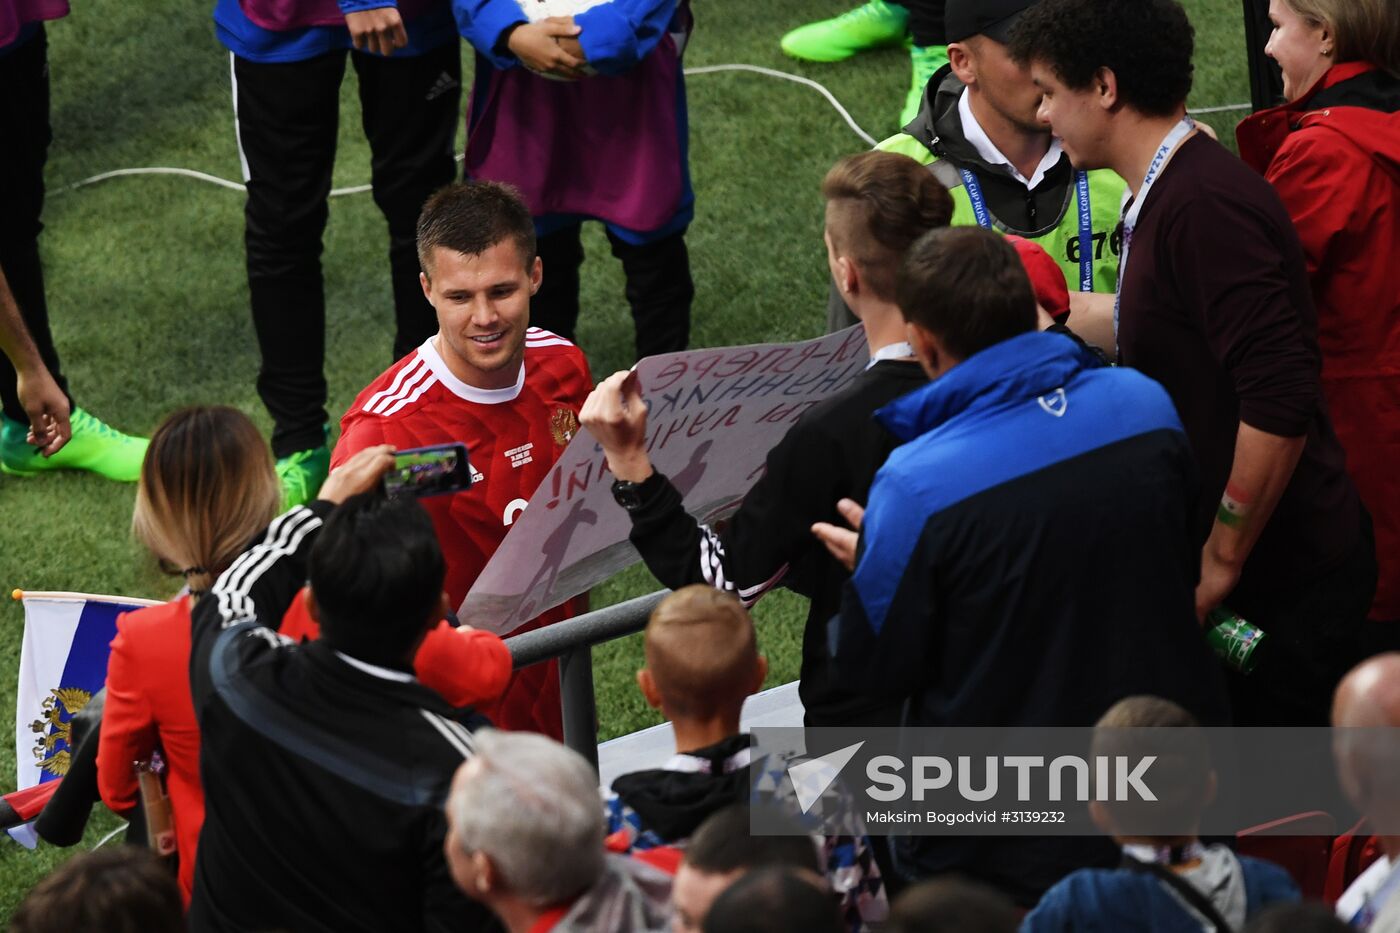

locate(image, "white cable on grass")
(62, 168), (378, 197)
(65, 167), (247, 193)
(93, 823), (128, 849)
(684, 63), (880, 147)
(1188, 102), (1253, 114)
(56, 63), (879, 196)
(52, 63), (1253, 196)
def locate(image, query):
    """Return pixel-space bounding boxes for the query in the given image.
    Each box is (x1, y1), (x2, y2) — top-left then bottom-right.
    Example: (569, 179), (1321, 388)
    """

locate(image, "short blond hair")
(1092, 696), (1212, 836)
(1285, 0), (1400, 77)
(133, 407), (280, 594)
(822, 151), (955, 302)
(644, 586), (760, 719)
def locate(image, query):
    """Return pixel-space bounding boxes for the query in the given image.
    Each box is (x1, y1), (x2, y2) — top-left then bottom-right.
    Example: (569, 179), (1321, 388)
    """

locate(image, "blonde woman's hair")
(1286, 0), (1400, 77)
(132, 407), (280, 594)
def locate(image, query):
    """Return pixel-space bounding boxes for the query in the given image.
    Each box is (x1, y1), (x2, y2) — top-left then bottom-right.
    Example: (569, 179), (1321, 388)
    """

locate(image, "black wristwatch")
(612, 471), (665, 511)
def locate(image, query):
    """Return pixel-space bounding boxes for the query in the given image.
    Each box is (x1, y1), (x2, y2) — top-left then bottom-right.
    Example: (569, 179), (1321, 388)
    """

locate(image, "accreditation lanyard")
(1350, 860), (1400, 930)
(865, 341), (916, 371)
(958, 167), (1096, 292)
(1112, 117), (1196, 346)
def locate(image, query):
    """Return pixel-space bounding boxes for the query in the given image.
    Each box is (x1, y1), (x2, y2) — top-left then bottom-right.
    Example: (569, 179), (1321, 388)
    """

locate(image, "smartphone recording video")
(383, 443), (473, 499)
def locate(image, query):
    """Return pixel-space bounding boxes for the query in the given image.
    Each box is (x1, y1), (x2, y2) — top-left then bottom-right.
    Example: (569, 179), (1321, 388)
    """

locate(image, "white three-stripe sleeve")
(698, 527), (734, 593)
(363, 358), (426, 414)
(212, 507), (322, 630)
(698, 525), (788, 608)
(420, 710), (476, 759)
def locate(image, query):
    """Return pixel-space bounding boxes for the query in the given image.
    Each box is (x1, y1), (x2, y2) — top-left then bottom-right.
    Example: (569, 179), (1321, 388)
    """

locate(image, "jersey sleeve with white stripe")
(627, 405), (849, 607)
(334, 331), (594, 608)
(189, 501), (331, 718)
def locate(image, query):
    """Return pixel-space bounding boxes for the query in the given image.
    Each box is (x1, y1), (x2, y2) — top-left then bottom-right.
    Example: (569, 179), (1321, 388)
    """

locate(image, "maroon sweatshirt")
(1117, 133), (1361, 596)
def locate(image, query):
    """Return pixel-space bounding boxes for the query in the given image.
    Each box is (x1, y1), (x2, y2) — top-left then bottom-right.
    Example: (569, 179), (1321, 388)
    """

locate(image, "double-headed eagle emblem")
(550, 408), (580, 447)
(29, 687), (92, 777)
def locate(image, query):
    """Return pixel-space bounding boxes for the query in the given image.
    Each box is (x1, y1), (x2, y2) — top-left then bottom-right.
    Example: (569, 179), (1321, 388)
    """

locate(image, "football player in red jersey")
(334, 181), (592, 738)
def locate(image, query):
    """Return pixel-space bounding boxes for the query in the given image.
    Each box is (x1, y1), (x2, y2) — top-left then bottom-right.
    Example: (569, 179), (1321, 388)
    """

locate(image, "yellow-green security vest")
(877, 132), (1127, 295)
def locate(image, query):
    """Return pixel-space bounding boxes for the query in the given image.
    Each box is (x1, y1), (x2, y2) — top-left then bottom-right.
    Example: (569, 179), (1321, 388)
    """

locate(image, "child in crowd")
(1022, 696), (1299, 931)
(603, 585), (887, 929)
(453, 0), (695, 360)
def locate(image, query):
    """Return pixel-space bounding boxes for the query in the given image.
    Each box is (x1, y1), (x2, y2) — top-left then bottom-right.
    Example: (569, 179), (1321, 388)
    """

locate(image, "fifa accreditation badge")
(550, 408), (580, 447)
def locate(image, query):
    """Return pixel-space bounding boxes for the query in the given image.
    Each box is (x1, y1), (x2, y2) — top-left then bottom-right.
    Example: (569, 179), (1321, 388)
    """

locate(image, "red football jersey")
(334, 328), (593, 738)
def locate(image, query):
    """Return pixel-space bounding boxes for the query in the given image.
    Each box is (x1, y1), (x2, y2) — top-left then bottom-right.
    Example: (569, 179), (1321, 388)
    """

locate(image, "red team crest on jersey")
(332, 329), (593, 738)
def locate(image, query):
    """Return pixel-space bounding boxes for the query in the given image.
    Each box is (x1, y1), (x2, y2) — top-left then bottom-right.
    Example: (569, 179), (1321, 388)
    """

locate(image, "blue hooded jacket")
(829, 331), (1230, 897)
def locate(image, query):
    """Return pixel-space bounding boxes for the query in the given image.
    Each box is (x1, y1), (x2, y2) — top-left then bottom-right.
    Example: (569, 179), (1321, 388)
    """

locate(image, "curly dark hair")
(1008, 0), (1195, 118)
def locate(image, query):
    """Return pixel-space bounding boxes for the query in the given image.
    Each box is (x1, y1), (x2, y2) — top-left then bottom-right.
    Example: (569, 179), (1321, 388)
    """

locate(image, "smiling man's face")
(422, 241), (542, 390)
(1028, 61), (1113, 172)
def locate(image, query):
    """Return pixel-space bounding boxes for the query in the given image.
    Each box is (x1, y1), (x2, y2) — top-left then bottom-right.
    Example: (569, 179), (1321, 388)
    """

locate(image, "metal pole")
(505, 590), (667, 669)
(503, 590), (667, 773)
(558, 644), (600, 772)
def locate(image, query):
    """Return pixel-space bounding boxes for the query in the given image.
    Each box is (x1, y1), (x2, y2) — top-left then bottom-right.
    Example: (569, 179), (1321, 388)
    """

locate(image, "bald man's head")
(1333, 654), (1400, 728)
(640, 586), (765, 721)
(1333, 654), (1400, 832)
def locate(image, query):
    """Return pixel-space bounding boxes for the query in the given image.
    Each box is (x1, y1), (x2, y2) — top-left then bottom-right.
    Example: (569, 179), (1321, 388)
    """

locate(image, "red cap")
(1006, 235), (1071, 324)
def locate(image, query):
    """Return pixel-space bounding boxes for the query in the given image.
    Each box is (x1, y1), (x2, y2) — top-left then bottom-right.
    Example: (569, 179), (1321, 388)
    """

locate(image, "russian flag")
(10, 590), (159, 846)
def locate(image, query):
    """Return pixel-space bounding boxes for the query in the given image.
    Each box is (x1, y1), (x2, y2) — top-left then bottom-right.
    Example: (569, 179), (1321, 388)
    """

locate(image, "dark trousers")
(903, 0), (946, 47)
(1228, 508), (1381, 727)
(532, 224), (693, 361)
(0, 27), (71, 426)
(232, 44), (460, 456)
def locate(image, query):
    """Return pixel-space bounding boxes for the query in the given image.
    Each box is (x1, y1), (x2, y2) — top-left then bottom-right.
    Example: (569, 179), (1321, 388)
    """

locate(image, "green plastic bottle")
(1205, 607), (1267, 674)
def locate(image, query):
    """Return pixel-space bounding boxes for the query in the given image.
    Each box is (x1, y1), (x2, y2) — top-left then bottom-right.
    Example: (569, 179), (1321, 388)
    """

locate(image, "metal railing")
(502, 590), (668, 771)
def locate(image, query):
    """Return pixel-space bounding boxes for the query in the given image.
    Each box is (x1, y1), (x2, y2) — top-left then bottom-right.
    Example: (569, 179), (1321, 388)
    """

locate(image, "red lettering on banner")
(544, 467), (564, 509)
(712, 350), (759, 379)
(650, 359), (688, 391)
(748, 348), (791, 374)
(716, 407), (742, 428)
(830, 327), (868, 363)
(692, 354), (724, 379)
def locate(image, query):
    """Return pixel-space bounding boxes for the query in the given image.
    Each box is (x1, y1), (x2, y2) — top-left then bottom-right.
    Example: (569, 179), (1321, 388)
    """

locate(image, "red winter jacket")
(1237, 62), (1400, 621)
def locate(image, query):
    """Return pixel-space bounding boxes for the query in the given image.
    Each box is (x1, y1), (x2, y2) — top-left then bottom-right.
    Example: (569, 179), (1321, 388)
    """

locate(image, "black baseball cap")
(944, 0), (1040, 44)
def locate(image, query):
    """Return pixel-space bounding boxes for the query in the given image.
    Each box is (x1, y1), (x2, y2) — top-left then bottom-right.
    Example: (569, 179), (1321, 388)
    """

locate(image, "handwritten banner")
(461, 326), (870, 634)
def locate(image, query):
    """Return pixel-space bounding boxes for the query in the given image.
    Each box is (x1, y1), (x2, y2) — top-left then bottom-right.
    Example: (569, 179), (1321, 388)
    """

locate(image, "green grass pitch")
(0, 0), (1250, 913)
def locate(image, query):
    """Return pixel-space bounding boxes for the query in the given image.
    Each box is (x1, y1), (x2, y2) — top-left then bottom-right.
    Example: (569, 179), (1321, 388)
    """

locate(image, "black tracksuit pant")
(532, 223), (693, 361)
(904, 0), (945, 47)
(0, 27), (72, 427)
(232, 43), (459, 457)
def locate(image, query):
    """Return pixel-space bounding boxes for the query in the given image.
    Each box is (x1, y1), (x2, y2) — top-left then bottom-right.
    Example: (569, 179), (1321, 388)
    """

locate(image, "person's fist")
(507, 18), (587, 80)
(318, 445), (395, 506)
(580, 370), (652, 482)
(345, 7), (408, 56)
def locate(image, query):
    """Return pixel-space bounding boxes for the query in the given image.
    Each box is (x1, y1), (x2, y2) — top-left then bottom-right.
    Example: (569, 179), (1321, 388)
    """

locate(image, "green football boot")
(780, 0), (910, 63)
(901, 43), (950, 127)
(275, 441), (331, 510)
(0, 408), (148, 482)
